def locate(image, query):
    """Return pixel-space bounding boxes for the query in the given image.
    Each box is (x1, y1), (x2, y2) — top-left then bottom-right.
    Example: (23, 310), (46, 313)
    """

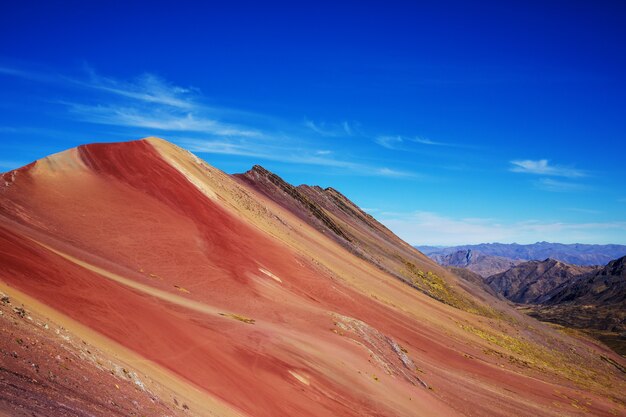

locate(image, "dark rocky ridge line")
(236, 164), (498, 316)
(236, 165), (351, 242)
(236, 165), (411, 269)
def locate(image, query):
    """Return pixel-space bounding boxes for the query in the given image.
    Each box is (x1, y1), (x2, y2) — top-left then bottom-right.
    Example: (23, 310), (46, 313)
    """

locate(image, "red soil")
(0, 138), (624, 417)
(0, 285), (187, 417)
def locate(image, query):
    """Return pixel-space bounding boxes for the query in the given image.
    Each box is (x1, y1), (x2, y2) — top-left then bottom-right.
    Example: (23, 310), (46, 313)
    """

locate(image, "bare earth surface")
(0, 137), (624, 417)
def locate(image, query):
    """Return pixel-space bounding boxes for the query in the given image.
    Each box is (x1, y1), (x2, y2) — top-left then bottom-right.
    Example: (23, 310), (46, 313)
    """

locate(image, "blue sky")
(1, 0), (625, 245)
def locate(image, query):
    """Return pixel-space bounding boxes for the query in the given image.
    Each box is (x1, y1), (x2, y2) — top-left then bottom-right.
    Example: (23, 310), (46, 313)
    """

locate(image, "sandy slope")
(0, 137), (624, 417)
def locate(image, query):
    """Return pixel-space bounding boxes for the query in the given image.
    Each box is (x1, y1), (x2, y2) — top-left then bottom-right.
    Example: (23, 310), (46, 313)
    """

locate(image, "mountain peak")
(75, 136), (172, 151)
(2, 137), (626, 415)
(1, 137), (176, 175)
(248, 164), (270, 174)
(603, 255), (626, 277)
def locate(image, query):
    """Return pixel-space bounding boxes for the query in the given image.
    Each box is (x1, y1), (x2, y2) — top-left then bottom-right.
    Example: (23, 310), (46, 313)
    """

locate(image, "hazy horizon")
(413, 241), (626, 248)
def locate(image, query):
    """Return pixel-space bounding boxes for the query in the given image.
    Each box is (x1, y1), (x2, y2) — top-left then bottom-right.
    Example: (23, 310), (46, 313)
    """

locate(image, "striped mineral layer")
(0, 138), (624, 417)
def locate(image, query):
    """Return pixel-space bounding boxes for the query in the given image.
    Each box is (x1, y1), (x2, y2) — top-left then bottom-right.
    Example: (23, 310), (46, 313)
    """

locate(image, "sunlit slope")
(236, 165), (498, 313)
(0, 137), (624, 417)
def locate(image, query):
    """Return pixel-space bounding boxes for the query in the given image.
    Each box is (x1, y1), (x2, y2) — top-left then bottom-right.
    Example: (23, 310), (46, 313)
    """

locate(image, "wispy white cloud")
(375, 167), (417, 178)
(374, 135), (459, 150)
(534, 178), (586, 192)
(173, 138), (277, 159)
(379, 211), (626, 245)
(0, 66), (59, 84)
(0, 65), (197, 109)
(0, 63), (423, 179)
(510, 159), (586, 178)
(342, 121), (354, 136)
(413, 137), (448, 146)
(79, 69), (197, 109)
(178, 137), (418, 178)
(66, 103), (262, 137)
(375, 135), (404, 149)
(304, 120), (356, 137)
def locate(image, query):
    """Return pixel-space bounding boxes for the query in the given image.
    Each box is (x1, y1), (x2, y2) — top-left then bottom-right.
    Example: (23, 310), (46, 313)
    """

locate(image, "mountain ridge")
(418, 242), (626, 266)
(522, 256), (626, 355)
(1, 137), (625, 417)
(430, 249), (523, 277)
(485, 258), (599, 304)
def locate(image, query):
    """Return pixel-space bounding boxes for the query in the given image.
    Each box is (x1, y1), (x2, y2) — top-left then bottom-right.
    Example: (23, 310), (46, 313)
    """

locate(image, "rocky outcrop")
(236, 165), (351, 242)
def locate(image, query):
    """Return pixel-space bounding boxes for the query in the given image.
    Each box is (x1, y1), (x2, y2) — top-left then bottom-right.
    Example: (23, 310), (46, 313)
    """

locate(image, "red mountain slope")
(0, 137), (624, 417)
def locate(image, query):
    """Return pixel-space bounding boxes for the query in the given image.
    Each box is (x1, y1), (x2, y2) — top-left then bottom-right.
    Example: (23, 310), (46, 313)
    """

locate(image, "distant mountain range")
(422, 240), (626, 355)
(15, 137), (616, 416)
(543, 256), (626, 308)
(1, 138), (625, 415)
(417, 242), (626, 266)
(485, 259), (599, 304)
(445, 254), (626, 356)
(429, 249), (522, 277)
(521, 256), (626, 355)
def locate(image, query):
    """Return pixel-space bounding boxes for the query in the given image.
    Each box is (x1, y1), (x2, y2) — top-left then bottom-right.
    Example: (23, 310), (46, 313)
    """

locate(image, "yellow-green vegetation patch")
(458, 321), (620, 392)
(402, 260), (499, 318)
(219, 312), (256, 324)
(458, 322), (533, 358)
(400, 260), (623, 394)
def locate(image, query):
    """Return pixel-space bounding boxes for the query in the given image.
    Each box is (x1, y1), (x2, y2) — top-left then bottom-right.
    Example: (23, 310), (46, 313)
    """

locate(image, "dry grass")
(402, 260), (500, 318)
(218, 312), (255, 324)
(456, 320), (626, 394)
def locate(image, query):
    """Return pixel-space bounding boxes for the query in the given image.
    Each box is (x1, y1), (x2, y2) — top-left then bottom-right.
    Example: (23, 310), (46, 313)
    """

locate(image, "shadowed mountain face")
(525, 257), (626, 353)
(1, 138), (625, 417)
(430, 249), (523, 277)
(544, 256), (626, 307)
(485, 259), (599, 304)
(418, 242), (626, 266)
(481, 256), (625, 356)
